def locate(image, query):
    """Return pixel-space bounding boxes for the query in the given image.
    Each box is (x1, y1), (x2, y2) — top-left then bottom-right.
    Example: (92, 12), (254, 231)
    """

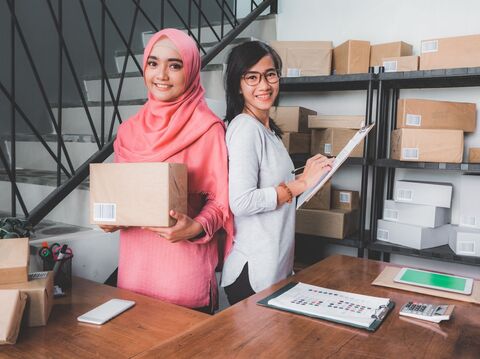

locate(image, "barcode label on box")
(287, 68), (301, 77)
(29, 271), (49, 280)
(421, 40), (439, 53)
(402, 148), (419, 160)
(460, 215), (478, 227)
(396, 188), (414, 201)
(339, 192), (351, 203)
(457, 240), (475, 255)
(383, 60), (398, 72)
(94, 203), (117, 222)
(406, 114), (422, 126)
(377, 229), (389, 241)
(324, 143), (332, 154)
(384, 209), (399, 221)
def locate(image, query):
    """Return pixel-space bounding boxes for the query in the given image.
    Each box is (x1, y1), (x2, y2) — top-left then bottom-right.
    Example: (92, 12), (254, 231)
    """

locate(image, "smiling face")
(144, 37), (186, 102)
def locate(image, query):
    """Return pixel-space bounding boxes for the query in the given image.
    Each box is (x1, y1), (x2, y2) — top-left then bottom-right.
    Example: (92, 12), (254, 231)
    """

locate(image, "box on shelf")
(308, 115), (365, 129)
(370, 41), (413, 67)
(270, 41), (333, 77)
(449, 226), (480, 257)
(383, 199), (450, 228)
(420, 34), (480, 70)
(390, 128), (463, 163)
(333, 40), (370, 75)
(331, 189), (359, 211)
(394, 180), (453, 208)
(468, 148), (480, 163)
(311, 128), (364, 157)
(376, 220), (450, 250)
(382, 55), (419, 72)
(270, 106), (316, 133)
(459, 174), (480, 229)
(0, 290), (27, 345)
(282, 133), (311, 154)
(296, 209), (359, 239)
(396, 98), (476, 132)
(0, 238), (29, 286)
(301, 181), (331, 210)
(90, 162), (187, 227)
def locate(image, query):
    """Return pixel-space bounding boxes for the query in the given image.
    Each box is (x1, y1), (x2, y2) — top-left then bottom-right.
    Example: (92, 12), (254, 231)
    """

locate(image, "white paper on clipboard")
(296, 123), (375, 209)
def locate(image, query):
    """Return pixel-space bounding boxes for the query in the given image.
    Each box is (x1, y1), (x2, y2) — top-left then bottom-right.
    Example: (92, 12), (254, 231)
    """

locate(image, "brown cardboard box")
(331, 189), (360, 211)
(301, 181), (331, 210)
(420, 34), (480, 70)
(308, 115), (365, 129)
(90, 162), (187, 227)
(370, 41), (413, 67)
(382, 55), (419, 72)
(0, 289), (27, 345)
(390, 129), (464, 163)
(397, 98), (476, 132)
(311, 128), (364, 157)
(333, 40), (370, 74)
(270, 41), (333, 76)
(0, 272), (53, 327)
(0, 238), (29, 285)
(282, 133), (311, 154)
(468, 148), (480, 163)
(270, 106), (316, 133)
(296, 209), (359, 239)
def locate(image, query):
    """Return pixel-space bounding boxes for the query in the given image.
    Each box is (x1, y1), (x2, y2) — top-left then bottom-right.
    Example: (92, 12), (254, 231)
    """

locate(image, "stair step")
(0, 169), (89, 189)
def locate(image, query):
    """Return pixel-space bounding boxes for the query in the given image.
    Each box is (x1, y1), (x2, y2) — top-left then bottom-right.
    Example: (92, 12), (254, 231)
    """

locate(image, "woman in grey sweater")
(221, 41), (333, 305)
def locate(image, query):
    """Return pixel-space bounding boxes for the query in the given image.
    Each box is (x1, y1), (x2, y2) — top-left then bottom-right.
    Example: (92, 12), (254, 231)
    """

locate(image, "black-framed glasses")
(242, 69), (281, 86)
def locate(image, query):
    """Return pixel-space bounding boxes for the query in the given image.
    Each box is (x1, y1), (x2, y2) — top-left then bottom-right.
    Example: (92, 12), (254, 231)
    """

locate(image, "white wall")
(277, 0), (480, 277)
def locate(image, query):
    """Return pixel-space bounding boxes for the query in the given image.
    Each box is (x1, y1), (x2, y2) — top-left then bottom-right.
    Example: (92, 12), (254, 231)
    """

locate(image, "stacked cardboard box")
(370, 41), (413, 67)
(333, 40), (370, 75)
(382, 55), (419, 72)
(468, 148), (480, 163)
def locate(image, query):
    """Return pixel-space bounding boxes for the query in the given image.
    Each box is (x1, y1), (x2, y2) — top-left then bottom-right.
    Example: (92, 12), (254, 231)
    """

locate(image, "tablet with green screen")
(394, 268), (473, 295)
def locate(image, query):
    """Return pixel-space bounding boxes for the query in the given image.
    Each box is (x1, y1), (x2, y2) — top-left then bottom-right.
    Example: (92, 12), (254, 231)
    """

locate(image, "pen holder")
(43, 254), (73, 290)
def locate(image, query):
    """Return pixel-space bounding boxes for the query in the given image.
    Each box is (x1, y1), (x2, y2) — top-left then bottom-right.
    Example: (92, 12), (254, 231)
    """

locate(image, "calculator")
(399, 301), (454, 323)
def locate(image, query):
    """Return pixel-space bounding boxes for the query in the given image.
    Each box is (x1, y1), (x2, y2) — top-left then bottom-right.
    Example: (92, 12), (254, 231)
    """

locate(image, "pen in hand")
(291, 155), (335, 174)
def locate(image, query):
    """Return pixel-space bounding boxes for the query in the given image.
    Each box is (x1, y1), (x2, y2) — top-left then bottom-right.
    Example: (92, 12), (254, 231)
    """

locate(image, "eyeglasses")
(242, 69), (280, 86)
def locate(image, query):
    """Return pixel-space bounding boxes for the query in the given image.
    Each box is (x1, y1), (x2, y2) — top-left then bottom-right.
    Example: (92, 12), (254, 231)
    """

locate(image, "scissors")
(52, 245), (73, 260)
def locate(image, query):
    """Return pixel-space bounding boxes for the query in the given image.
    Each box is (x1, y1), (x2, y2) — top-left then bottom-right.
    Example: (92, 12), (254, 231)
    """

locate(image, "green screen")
(400, 269), (466, 291)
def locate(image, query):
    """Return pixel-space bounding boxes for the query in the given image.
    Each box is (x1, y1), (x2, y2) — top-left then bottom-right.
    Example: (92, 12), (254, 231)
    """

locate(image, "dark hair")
(224, 41), (283, 138)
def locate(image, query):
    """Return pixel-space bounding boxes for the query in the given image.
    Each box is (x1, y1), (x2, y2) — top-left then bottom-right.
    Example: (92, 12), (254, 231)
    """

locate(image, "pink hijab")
(114, 28), (233, 259)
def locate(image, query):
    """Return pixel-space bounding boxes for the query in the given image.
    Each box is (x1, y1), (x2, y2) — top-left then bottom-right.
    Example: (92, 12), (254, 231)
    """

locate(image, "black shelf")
(369, 241), (480, 266)
(290, 154), (368, 167)
(280, 73), (375, 92)
(375, 159), (480, 172)
(296, 233), (363, 249)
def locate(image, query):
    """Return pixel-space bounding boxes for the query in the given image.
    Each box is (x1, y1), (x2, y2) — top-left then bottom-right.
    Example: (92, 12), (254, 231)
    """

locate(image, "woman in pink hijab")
(104, 29), (233, 313)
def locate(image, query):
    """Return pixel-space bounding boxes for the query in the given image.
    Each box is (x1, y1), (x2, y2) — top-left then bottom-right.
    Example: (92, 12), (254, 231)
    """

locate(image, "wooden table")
(0, 277), (209, 358)
(136, 255), (480, 359)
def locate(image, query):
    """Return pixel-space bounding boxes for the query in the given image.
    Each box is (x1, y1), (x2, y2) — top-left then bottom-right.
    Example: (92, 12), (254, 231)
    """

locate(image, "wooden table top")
(0, 277), (209, 359)
(136, 255), (480, 359)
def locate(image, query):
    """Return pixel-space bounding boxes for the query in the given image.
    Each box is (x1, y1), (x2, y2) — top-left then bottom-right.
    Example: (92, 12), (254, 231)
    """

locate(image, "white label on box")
(460, 215), (478, 228)
(402, 148), (419, 160)
(383, 60), (398, 72)
(339, 192), (351, 203)
(421, 40), (439, 53)
(384, 209), (399, 221)
(324, 143), (332, 154)
(405, 114), (422, 126)
(29, 272), (49, 280)
(377, 229), (389, 241)
(287, 68), (301, 77)
(94, 203), (117, 222)
(396, 188), (414, 201)
(457, 239), (475, 255)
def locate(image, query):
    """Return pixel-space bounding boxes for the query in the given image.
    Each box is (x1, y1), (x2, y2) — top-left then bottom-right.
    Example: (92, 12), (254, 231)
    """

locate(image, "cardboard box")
(301, 181), (331, 210)
(390, 128), (464, 163)
(420, 34), (480, 70)
(0, 238), (29, 285)
(459, 174), (480, 229)
(331, 189), (359, 211)
(0, 272), (54, 327)
(308, 115), (365, 129)
(396, 98), (476, 132)
(311, 128), (364, 157)
(270, 41), (333, 76)
(333, 40), (370, 75)
(370, 41), (412, 67)
(296, 209), (359, 239)
(0, 289), (27, 345)
(282, 133), (311, 154)
(468, 148), (480, 163)
(383, 199), (450, 228)
(376, 220), (450, 250)
(394, 180), (453, 208)
(270, 106), (316, 133)
(449, 226), (480, 257)
(382, 55), (419, 72)
(90, 162), (187, 227)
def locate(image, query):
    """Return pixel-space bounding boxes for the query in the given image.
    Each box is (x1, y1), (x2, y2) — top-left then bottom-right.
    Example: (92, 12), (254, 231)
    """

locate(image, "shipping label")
(402, 148), (419, 160)
(405, 114), (422, 126)
(339, 191), (351, 203)
(421, 40), (439, 53)
(383, 60), (398, 72)
(287, 68), (301, 77)
(324, 143), (332, 154)
(94, 203), (117, 222)
(383, 209), (399, 221)
(396, 188), (414, 201)
(377, 228), (389, 241)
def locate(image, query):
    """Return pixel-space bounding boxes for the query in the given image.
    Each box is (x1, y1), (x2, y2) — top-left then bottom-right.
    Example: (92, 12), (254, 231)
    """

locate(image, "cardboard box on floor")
(390, 128), (464, 163)
(396, 98), (476, 132)
(308, 115), (365, 129)
(270, 41), (333, 77)
(370, 41), (412, 67)
(311, 128), (364, 157)
(331, 189), (359, 211)
(0, 238), (29, 286)
(383, 200), (450, 228)
(301, 181), (331, 210)
(382, 55), (419, 72)
(282, 133), (311, 154)
(90, 162), (187, 227)
(468, 148), (480, 163)
(394, 180), (453, 208)
(420, 34), (480, 70)
(0, 289), (27, 345)
(270, 106), (316, 133)
(459, 174), (480, 229)
(449, 225), (480, 257)
(333, 40), (370, 75)
(296, 209), (359, 239)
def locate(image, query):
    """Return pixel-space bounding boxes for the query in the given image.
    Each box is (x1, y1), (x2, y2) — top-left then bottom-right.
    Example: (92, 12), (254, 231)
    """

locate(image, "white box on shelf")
(449, 226), (480, 257)
(383, 200), (450, 228)
(459, 174), (480, 229)
(393, 180), (453, 208)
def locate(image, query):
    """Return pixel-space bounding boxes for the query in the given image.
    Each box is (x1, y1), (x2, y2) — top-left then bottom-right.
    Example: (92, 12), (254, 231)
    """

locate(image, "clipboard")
(297, 123), (375, 209)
